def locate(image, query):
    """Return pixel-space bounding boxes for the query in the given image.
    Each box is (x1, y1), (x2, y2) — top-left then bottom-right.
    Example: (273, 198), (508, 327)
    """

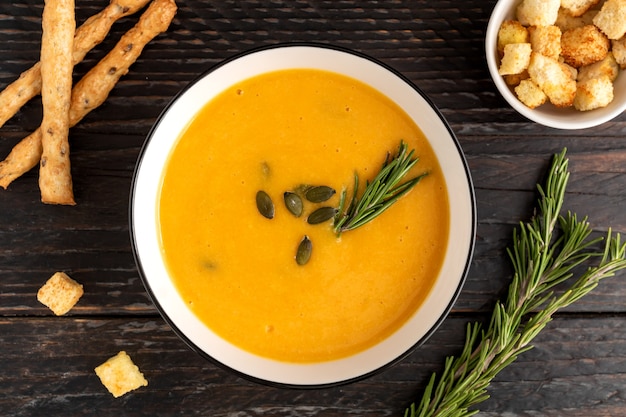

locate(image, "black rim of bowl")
(129, 41), (477, 389)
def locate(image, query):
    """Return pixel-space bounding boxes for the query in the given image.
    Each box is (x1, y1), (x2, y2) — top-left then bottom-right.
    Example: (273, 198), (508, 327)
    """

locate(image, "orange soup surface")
(158, 69), (450, 362)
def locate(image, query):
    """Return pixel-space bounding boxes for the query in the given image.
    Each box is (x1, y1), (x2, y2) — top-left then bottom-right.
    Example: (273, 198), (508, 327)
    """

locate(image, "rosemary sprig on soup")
(334, 141), (428, 235)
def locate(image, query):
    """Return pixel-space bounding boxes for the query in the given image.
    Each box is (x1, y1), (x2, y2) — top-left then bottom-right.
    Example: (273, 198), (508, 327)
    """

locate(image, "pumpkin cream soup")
(158, 69), (449, 363)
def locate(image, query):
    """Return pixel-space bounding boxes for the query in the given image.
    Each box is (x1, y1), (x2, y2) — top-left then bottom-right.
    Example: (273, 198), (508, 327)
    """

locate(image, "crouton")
(504, 70), (530, 86)
(593, 0), (626, 39)
(560, 60), (579, 80)
(529, 25), (562, 59)
(561, 0), (601, 17)
(578, 53), (619, 82)
(528, 52), (577, 107)
(37, 271), (83, 316)
(574, 76), (615, 110)
(497, 20), (530, 54)
(499, 43), (533, 75)
(95, 351), (148, 398)
(516, 0), (560, 26)
(556, 8), (598, 31)
(612, 37), (626, 68)
(515, 78), (548, 108)
(561, 25), (610, 67)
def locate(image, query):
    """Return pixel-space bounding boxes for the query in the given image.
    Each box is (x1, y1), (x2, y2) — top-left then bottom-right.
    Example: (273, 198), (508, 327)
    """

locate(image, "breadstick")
(69, 0), (177, 125)
(0, 0), (150, 130)
(0, 0), (177, 190)
(38, 0), (76, 205)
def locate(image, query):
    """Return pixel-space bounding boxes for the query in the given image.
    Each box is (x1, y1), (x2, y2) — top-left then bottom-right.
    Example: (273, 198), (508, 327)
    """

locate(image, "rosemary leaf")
(405, 148), (626, 417)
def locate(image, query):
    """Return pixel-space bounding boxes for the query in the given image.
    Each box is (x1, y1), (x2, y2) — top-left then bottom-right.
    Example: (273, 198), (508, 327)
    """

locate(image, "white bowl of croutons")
(486, 0), (626, 129)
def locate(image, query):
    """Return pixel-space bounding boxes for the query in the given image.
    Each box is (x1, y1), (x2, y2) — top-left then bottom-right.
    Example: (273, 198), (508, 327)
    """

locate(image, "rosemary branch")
(333, 140), (428, 235)
(405, 148), (626, 417)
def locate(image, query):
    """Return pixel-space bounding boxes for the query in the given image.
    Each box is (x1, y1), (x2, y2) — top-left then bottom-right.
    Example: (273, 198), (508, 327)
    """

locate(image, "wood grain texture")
(0, 0), (625, 416)
(1, 316), (625, 416)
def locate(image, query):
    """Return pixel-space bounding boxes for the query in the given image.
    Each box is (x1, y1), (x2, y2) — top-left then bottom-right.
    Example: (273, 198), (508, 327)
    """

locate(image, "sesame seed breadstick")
(38, 0), (76, 205)
(0, 0), (177, 190)
(69, 0), (177, 125)
(0, 0), (150, 130)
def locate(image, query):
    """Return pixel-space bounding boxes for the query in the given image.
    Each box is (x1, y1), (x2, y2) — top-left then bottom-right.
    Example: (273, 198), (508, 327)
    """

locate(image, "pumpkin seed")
(296, 235), (312, 265)
(307, 206), (338, 225)
(283, 192), (304, 217)
(255, 190), (274, 219)
(305, 185), (336, 203)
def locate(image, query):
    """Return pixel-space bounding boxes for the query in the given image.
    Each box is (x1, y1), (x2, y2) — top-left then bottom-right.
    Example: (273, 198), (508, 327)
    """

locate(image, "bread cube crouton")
(613, 37), (626, 68)
(578, 53), (619, 82)
(561, 0), (601, 17)
(561, 25), (610, 67)
(560, 60), (579, 80)
(593, 0), (626, 39)
(515, 78), (548, 108)
(498, 20), (530, 54)
(529, 25), (562, 59)
(499, 43), (532, 75)
(574, 76), (615, 110)
(528, 52), (577, 107)
(37, 272), (83, 316)
(95, 351), (148, 398)
(556, 7), (598, 31)
(516, 0), (560, 26)
(504, 70), (530, 86)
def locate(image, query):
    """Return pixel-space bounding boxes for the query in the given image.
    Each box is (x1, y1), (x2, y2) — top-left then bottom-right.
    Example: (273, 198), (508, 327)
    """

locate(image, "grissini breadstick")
(69, 0), (177, 125)
(0, 0), (150, 130)
(38, 0), (76, 205)
(0, 0), (177, 190)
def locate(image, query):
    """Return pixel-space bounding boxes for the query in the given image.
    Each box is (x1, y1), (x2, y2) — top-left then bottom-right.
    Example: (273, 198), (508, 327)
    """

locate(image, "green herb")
(334, 140), (428, 235)
(405, 149), (626, 417)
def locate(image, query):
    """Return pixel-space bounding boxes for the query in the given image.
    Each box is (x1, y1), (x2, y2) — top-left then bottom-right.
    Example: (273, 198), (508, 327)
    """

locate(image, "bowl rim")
(129, 42), (477, 388)
(485, 0), (626, 130)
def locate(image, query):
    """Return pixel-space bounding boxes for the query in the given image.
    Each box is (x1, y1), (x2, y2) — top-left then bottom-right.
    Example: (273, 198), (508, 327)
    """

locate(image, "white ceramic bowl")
(130, 44), (476, 387)
(486, 0), (626, 130)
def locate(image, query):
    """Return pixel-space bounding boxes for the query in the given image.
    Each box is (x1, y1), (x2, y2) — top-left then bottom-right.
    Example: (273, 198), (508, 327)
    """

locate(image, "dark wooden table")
(1, 1), (626, 416)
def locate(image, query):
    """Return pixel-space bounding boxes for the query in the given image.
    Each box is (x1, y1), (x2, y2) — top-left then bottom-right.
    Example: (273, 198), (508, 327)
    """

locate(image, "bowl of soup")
(130, 43), (476, 387)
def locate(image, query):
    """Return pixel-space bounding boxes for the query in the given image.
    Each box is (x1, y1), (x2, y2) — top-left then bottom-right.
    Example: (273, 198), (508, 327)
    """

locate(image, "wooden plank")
(1, 316), (625, 416)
